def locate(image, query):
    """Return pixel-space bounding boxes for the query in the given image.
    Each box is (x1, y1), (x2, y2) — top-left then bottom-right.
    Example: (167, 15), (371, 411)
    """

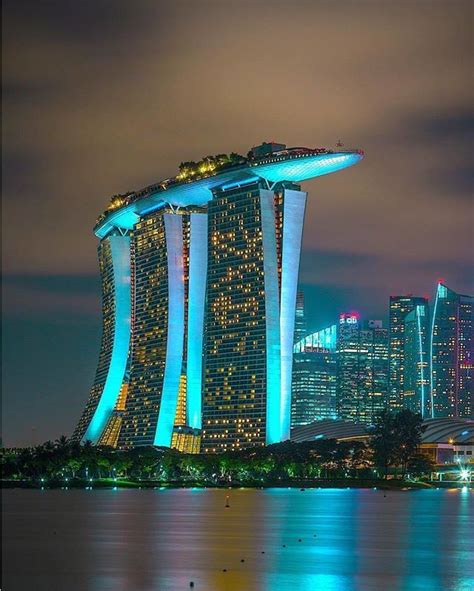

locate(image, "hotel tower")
(73, 142), (363, 451)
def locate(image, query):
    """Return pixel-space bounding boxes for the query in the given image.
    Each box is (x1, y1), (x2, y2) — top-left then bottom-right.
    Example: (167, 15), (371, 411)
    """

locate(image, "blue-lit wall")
(260, 189), (282, 444)
(83, 235), (131, 443)
(154, 214), (185, 447)
(280, 189), (307, 441)
(186, 213), (208, 430)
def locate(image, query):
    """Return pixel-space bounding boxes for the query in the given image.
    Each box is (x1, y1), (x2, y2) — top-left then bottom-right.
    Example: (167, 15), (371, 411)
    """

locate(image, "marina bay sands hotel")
(73, 142), (363, 452)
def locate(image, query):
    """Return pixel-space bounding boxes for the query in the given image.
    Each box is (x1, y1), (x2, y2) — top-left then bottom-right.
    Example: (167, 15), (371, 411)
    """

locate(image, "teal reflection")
(400, 488), (474, 591)
(263, 489), (360, 591)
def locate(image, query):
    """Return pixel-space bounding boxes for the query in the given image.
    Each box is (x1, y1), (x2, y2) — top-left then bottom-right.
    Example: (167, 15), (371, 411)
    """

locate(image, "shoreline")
(1, 478), (451, 491)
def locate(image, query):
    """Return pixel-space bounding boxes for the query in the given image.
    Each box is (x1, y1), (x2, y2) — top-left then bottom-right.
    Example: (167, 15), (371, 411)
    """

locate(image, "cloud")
(411, 109), (474, 140)
(2, 0), (472, 445)
(2, 273), (101, 317)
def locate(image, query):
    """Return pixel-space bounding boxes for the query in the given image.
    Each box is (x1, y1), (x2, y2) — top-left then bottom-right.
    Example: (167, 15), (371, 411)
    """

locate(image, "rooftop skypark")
(95, 142), (364, 238)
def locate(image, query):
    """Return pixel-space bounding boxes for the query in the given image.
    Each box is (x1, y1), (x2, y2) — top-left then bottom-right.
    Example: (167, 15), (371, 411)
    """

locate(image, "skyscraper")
(389, 295), (429, 410)
(336, 314), (389, 425)
(294, 291), (307, 344)
(73, 143), (363, 450)
(336, 312), (362, 422)
(430, 282), (473, 418)
(403, 302), (430, 417)
(291, 326), (337, 427)
(201, 179), (307, 451)
(362, 320), (390, 422)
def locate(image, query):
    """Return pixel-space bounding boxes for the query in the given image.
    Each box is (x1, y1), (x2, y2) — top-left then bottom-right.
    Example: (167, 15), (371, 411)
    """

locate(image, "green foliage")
(0, 411), (430, 486)
(370, 409), (426, 478)
(407, 454), (436, 478)
(177, 152), (246, 179)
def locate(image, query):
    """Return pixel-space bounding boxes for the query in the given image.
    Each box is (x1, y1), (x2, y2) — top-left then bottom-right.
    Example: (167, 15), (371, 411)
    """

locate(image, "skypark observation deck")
(75, 143), (364, 452)
(94, 147), (364, 238)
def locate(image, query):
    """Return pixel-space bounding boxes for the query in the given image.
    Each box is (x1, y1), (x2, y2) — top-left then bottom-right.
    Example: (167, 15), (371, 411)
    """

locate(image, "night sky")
(2, 0), (473, 447)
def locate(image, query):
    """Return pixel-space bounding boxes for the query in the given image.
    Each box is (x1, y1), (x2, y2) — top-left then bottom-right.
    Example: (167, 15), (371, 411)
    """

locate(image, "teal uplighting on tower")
(73, 142), (363, 451)
(403, 302), (430, 417)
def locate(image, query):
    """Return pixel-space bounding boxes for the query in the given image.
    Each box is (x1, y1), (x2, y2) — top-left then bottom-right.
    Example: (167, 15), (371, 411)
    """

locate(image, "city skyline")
(292, 281), (472, 429)
(70, 143), (472, 453)
(3, 0), (473, 447)
(2, 5), (472, 591)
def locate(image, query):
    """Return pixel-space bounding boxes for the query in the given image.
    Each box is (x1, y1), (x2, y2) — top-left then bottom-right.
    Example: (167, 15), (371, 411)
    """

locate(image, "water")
(2, 488), (473, 591)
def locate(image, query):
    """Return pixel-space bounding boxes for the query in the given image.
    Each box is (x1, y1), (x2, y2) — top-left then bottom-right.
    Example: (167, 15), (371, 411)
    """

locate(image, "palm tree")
(55, 435), (69, 450)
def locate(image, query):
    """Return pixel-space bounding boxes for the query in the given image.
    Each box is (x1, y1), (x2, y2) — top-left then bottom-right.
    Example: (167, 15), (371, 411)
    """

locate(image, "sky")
(2, 0), (473, 447)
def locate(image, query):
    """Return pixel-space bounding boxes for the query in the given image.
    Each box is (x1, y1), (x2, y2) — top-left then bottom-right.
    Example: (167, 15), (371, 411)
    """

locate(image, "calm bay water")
(2, 488), (473, 591)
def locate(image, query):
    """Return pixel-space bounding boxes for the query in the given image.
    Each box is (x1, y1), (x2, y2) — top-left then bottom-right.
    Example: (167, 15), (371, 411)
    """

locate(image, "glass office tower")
(336, 315), (389, 425)
(388, 295), (429, 411)
(73, 143), (363, 450)
(291, 327), (337, 427)
(294, 291), (307, 344)
(430, 282), (473, 418)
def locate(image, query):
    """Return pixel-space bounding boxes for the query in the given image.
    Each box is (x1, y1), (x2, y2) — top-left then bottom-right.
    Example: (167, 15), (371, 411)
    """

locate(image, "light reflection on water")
(2, 488), (473, 591)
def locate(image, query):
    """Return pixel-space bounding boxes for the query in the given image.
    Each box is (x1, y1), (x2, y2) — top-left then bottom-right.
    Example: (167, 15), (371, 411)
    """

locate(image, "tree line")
(1, 410), (434, 485)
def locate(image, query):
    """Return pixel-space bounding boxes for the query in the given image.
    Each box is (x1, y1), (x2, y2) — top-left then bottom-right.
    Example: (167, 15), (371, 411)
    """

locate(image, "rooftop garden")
(176, 152), (247, 181)
(97, 143), (360, 222)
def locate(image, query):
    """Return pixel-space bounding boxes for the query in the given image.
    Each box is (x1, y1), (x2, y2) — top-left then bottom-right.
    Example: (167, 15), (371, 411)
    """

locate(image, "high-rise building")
(403, 302), (430, 417)
(294, 291), (307, 344)
(362, 320), (390, 422)
(291, 326), (337, 427)
(430, 282), (473, 418)
(336, 312), (362, 422)
(336, 314), (389, 425)
(73, 143), (363, 450)
(389, 295), (429, 410)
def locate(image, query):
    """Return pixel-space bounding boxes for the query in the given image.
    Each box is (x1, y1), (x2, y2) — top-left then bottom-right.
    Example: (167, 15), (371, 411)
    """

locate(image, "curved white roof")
(94, 149), (364, 238)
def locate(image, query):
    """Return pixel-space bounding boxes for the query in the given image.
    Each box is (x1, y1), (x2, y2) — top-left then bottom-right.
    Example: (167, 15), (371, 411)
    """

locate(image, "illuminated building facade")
(73, 142), (363, 450)
(294, 291), (307, 344)
(403, 302), (430, 417)
(336, 314), (389, 425)
(201, 180), (307, 451)
(291, 326), (337, 427)
(388, 295), (429, 411)
(430, 282), (473, 418)
(336, 313), (361, 422)
(362, 320), (390, 422)
(73, 234), (132, 445)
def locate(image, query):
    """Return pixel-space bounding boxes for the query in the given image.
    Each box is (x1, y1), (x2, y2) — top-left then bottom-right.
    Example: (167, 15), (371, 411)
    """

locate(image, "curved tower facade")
(403, 302), (430, 417)
(73, 234), (131, 444)
(430, 282), (473, 418)
(73, 143), (363, 451)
